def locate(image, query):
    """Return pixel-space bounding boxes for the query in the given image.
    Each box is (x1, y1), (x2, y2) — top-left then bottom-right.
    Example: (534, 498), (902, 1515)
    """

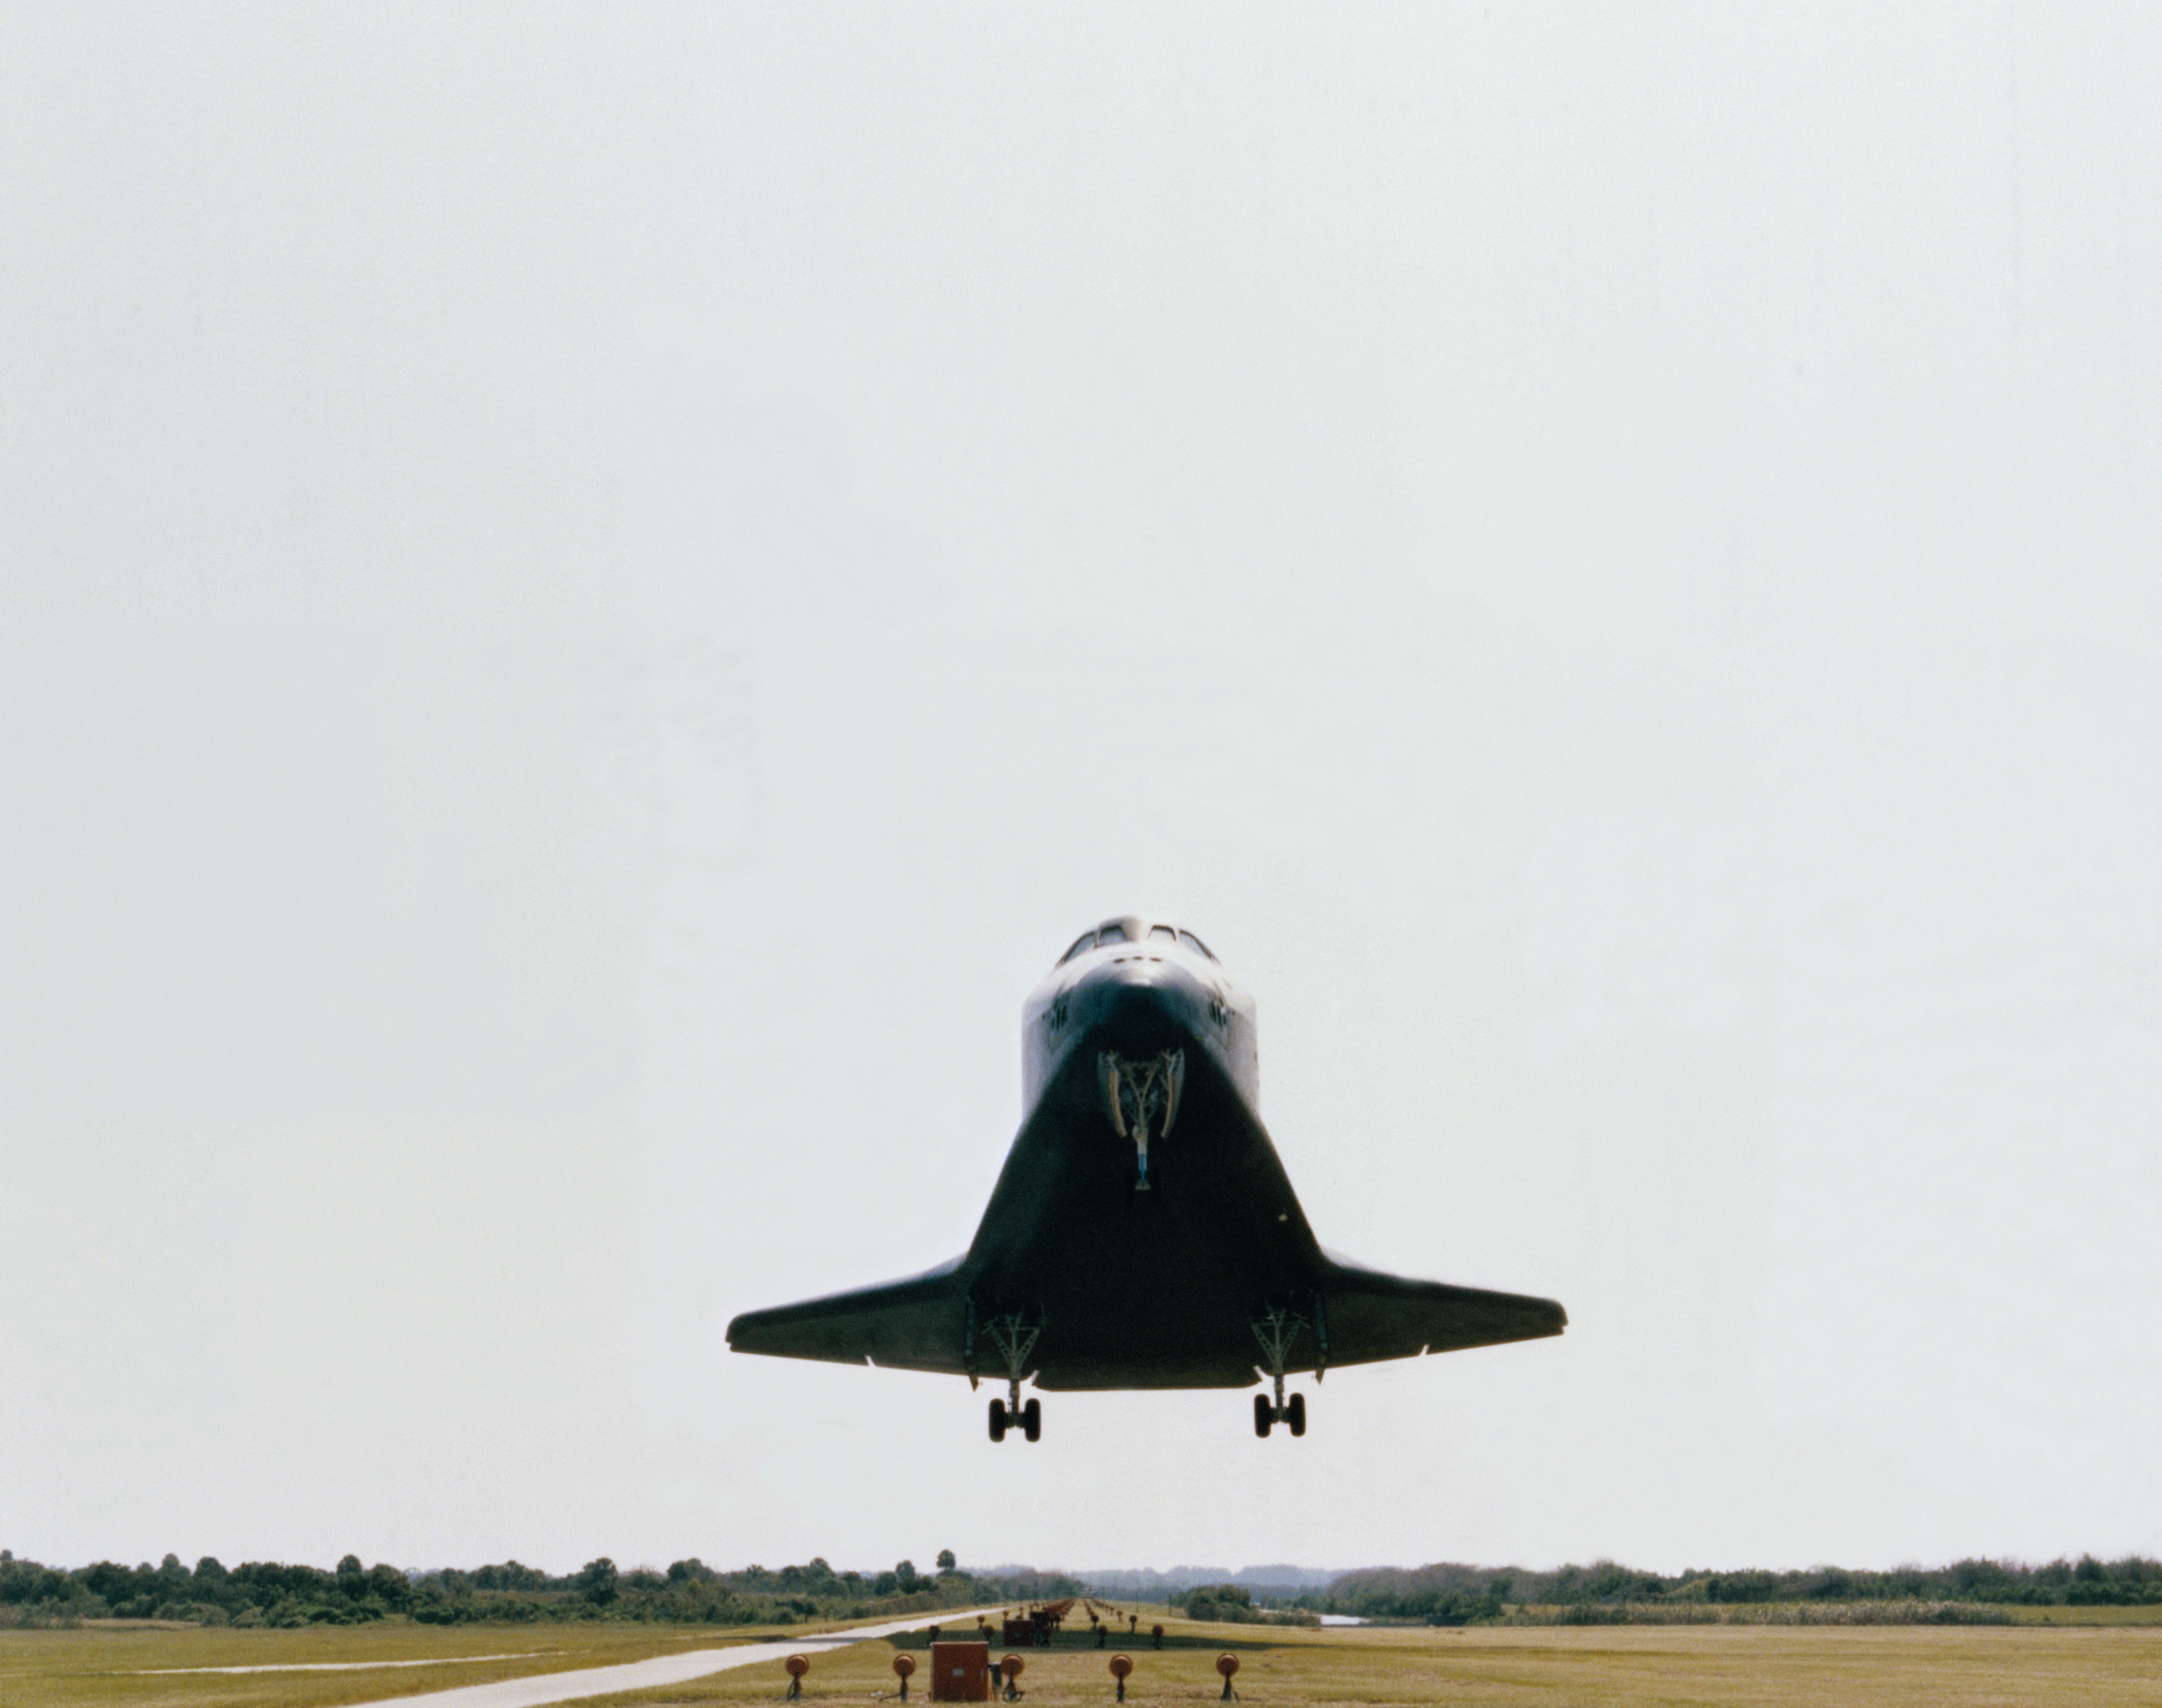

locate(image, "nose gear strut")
(1099, 1049), (1184, 1189)
(1251, 1300), (1309, 1438)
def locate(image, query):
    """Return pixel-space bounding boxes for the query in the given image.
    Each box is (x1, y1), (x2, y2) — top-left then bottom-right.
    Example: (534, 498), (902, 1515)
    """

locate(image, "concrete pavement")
(366, 1607), (1007, 1708)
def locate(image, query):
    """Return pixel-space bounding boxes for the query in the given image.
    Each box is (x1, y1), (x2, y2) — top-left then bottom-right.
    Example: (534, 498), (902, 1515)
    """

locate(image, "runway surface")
(369, 1609), (1005, 1708)
(137, 1652), (544, 1675)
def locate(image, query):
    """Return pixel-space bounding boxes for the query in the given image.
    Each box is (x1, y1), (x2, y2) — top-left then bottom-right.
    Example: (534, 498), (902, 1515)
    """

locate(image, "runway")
(367, 1609), (1006, 1708)
(135, 1652), (545, 1675)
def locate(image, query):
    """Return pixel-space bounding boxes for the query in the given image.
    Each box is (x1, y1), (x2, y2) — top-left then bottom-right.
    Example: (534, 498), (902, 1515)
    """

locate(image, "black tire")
(1253, 1394), (1272, 1437)
(989, 1398), (1008, 1442)
(1022, 1397), (1041, 1442)
(1287, 1392), (1306, 1436)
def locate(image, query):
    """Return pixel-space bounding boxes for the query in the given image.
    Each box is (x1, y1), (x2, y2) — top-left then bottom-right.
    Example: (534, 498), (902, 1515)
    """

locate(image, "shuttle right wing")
(726, 1257), (971, 1376)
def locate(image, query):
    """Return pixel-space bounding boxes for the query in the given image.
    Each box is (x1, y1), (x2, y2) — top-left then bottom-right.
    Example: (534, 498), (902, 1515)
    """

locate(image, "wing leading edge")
(726, 1257), (970, 1375)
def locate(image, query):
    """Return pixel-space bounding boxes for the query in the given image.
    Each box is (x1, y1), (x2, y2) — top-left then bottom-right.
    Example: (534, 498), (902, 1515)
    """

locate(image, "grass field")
(9, 1613), (2162, 1708)
(598, 1618), (2162, 1708)
(0, 1620), (767, 1708)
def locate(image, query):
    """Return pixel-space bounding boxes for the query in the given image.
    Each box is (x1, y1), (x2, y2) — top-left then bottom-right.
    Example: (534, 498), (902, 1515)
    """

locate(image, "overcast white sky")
(3, 5), (2157, 1582)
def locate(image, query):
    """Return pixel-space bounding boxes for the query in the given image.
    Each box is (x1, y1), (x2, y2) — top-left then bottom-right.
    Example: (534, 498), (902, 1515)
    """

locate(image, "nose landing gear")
(1100, 1049), (1184, 1191)
(988, 1395), (1042, 1442)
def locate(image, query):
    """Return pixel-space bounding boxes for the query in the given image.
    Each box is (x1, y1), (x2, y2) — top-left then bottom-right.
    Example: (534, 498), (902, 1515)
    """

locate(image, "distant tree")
(1181, 1585), (1255, 1623)
(1953, 1558), (2017, 1598)
(578, 1558), (620, 1605)
(195, 1557), (228, 1585)
(473, 1561), (549, 1591)
(895, 1560), (919, 1592)
(875, 1571), (899, 1597)
(338, 1555), (364, 1578)
(1574, 1561), (1645, 1603)
(937, 1551), (957, 1573)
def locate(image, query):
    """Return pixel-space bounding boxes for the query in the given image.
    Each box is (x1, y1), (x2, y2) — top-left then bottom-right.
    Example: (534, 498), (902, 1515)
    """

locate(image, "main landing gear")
(1251, 1299), (1313, 1438)
(978, 1306), (1045, 1445)
(989, 1394), (1041, 1442)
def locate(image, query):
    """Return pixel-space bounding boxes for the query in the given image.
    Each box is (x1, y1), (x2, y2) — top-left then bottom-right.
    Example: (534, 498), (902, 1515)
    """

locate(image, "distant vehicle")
(728, 917), (1565, 1440)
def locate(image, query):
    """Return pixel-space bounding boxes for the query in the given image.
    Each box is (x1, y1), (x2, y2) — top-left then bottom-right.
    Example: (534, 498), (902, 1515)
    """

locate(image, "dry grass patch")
(588, 1615), (2162, 1708)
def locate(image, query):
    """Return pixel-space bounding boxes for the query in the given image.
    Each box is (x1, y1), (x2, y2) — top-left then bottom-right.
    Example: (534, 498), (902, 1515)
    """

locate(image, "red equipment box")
(930, 1641), (990, 1701)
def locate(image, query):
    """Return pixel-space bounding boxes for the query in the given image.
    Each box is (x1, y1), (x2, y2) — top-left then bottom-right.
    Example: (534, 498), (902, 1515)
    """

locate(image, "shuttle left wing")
(1319, 1252), (1567, 1367)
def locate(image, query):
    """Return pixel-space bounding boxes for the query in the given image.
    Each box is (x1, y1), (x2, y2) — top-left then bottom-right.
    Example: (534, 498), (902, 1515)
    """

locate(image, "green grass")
(0, 1620), (774, 1708)
(9, 1611), (2162, 1708)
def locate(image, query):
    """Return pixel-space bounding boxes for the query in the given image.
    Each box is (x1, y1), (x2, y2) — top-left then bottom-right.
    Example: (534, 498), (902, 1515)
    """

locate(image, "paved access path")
(370, 1609), (1006, 1708)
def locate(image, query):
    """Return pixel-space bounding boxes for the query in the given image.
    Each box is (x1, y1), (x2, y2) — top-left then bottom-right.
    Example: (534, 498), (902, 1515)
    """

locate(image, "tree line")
(1275, 1556), (2162, 1625)
(10, 1547), (2156, 1631)
(0, 1548), (1082, 1629)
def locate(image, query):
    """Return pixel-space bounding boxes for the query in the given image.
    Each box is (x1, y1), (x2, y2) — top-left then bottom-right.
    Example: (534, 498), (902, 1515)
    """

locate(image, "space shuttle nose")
(1052, 947), (1213, 1109)
(1087, 965), (1193, 1049)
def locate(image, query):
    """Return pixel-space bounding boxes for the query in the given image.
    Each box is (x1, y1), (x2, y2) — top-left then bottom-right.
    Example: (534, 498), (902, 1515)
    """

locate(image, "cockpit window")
(1148, 924), (1178, 943)
(1179, 929), (1216, 961)
(1097, 923), (1128, 944)
(1057, 932), (1095, 965)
